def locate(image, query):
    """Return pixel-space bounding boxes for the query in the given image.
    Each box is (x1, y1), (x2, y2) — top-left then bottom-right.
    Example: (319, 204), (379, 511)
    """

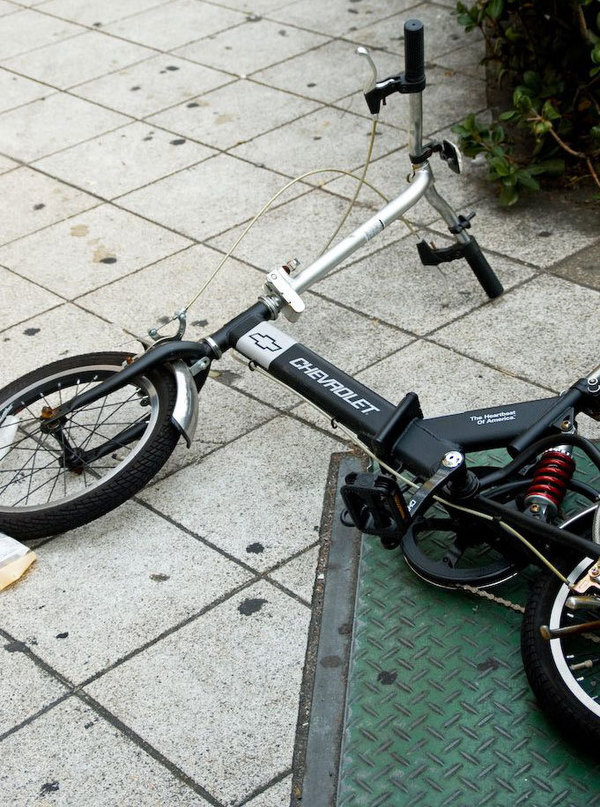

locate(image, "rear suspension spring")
(524, 447), (576, 518)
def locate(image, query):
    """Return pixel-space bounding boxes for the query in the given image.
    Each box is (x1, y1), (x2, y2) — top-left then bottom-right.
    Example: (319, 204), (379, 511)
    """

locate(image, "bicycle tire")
(0, 352), (180, 540)
(521, 557), (600, 747)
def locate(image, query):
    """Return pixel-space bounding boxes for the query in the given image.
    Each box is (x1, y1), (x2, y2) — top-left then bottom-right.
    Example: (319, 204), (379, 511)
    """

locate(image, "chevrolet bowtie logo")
(249, 333), (282, 352)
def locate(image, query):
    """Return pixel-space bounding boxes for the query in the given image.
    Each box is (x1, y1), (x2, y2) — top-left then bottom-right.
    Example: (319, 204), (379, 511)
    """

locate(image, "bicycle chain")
(461, 584), (600, 644)
(459, 584), (525, 614)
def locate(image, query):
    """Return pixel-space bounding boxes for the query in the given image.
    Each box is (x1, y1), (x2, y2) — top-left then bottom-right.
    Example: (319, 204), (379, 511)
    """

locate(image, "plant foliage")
(452, 0), (600, 204)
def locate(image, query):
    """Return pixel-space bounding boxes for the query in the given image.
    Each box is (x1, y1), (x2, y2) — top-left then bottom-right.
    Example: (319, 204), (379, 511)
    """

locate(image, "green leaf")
(488, 0), (505, 19)
(492, 124), (506, 143)
(499, 184), (519, 206)
(591, 125), (600, 141)
(536, 158), (565, 175)
(523, 71), (541, 92)
(515, 170), (540, 190)
(541, 100), (560, 120)
(513, 87), (534, 112)
(490, 156), (511, 176)
(499, 110), (520, 122)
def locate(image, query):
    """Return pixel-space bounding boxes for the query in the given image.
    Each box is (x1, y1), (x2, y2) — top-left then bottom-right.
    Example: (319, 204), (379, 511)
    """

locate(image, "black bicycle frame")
(231, 313), (593, 477)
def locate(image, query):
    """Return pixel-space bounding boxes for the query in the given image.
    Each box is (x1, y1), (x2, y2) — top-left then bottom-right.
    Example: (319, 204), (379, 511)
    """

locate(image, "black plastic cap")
(404, 19), (425, 86)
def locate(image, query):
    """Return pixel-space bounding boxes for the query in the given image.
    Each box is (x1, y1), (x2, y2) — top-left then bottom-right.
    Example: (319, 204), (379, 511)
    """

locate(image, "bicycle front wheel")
(521, 557), (600, 746)
(0, 352), (180, 540)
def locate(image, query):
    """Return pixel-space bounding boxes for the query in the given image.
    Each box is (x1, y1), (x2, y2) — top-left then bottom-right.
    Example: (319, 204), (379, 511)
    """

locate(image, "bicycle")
(1, 19), (599, 749)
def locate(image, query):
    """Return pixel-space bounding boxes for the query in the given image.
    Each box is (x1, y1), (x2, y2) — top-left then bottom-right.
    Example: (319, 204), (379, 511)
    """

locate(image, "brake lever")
(356, 46), (378, 95)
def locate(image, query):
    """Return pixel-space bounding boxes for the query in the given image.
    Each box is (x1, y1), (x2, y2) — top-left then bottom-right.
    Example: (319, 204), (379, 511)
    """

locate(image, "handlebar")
(404, 19), (425, 90)
(462, 237), (504, 299)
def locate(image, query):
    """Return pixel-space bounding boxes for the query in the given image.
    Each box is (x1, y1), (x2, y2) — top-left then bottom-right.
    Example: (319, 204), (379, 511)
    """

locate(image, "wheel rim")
(549, 557), (600, 718)
(0, 363), (160, 513)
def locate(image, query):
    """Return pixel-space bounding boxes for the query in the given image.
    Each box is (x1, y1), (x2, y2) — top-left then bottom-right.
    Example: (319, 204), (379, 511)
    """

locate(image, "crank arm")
(540, 619), (600, 640)
(566, 595), (600, 611)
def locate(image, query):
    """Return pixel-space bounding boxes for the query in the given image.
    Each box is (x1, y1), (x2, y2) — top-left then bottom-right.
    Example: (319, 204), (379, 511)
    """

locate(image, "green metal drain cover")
(298, 448), (600, 806)
(337, 538), (600, 805)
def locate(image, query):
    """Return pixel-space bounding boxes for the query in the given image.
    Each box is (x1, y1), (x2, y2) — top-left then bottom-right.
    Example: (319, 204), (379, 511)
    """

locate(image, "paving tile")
(0, 8), (82, 60)
(0, 501), (251, 681)
(1, 31), (154, 89)
(245, 777), (293, 806)
(433, 40), (487, 79)
(148, 79), (318, 150)
(316, 235), (534, 335)
(158, 377), (279, 480)
(41, 0), (171, 27)
(232, 106), (402, 181)
(436, 196), (600, 268)
(0, 305), (129, 387)
(72, 54), (231, 118)
(175, 18), (328, 77)
(0, 68), (50, 113)
(0, 166), (98, 245)
(78, 243), (265, 337)
(0, 1), (19, 15)
(343, 2), (478, 61)
(0, 204), (190, 298)
(0, 154), (18, 173)
(87, 580), (310, 804)
(104, 0), (246, 51)
(214, 0), (291, 10)
(253, 39), (368, 104)
(0, 93), (130, 162)
(433, 274), (600, 391)
(550, 242), (600, 291)
(140, 416), (337, 570)
(0, 642), (67, 735)
(0, 266), (61, 328)
(357, 339), (546, 418)
(118, 154), (299, 241)
(35, 121), (214, 198)
(270, 0), (419, 37)
(322, 145), (491, 225)
(206, 183), (410, 274)
(269, 545), (319, 602)
(0, 697), (212, 805)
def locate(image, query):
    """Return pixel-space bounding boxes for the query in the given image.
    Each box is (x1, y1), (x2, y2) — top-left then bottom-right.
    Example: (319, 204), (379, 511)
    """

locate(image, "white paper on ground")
(0, 532), (36, 591)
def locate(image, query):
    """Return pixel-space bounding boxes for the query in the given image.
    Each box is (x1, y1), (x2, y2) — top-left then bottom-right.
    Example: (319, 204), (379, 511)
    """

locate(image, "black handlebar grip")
(462, 236), (504, 299)
(404, 19), (425, 88)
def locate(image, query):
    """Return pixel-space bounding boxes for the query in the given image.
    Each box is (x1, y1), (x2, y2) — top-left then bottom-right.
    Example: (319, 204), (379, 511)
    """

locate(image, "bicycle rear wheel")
(521, 557), (600, 746)
(0, 352), (179, 540)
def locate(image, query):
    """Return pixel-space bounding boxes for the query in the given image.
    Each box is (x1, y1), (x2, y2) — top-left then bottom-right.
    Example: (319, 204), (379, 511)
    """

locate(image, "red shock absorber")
(524, 447), (576, 518)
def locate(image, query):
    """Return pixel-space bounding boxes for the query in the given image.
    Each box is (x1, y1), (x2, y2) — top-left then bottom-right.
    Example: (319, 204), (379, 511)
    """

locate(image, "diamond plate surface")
(337, 449), (600, 806)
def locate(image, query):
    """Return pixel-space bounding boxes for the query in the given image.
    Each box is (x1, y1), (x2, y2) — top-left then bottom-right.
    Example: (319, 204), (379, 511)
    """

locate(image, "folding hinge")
(264, 268), (306, 323)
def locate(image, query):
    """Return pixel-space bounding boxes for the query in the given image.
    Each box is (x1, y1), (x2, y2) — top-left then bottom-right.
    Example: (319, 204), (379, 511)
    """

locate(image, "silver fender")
(169, 360), (198, 448)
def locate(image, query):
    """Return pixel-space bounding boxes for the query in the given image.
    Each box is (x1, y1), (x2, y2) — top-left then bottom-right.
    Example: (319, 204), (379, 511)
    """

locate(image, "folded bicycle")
(1, 20), (599, 749)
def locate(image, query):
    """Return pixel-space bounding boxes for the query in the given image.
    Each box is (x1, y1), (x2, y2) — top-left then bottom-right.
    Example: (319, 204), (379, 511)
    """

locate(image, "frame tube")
(290, 164), (432, 295)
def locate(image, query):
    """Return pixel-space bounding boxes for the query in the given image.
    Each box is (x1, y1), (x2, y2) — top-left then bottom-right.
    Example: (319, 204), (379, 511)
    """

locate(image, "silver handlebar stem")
(289, 165), (432, 296)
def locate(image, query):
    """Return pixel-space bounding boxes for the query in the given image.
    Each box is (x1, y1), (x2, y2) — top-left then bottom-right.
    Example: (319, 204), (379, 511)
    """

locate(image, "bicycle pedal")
(341, 472), (410, 549)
